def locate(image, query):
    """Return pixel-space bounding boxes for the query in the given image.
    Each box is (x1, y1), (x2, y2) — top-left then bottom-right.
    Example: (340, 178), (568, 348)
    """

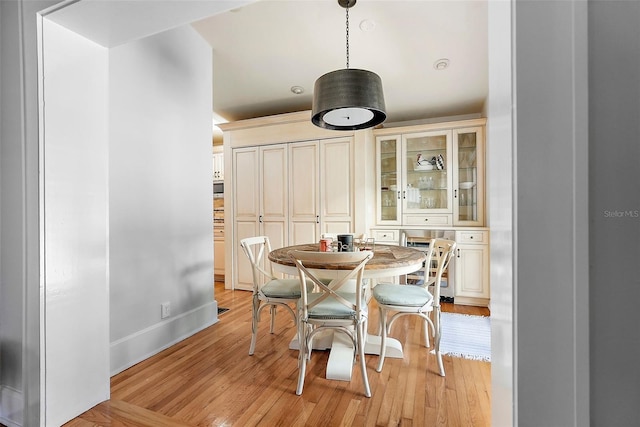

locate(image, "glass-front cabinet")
(402, 131), (452, 224)
(375, 121), (485, 227)
(453, 127), (485, 226)
(377, 136), (401, 223)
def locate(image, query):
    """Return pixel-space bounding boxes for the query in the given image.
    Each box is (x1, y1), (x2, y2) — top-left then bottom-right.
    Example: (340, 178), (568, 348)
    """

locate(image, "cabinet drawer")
(456, 230), (487, 243)
(373, 229), (398, 243)
(403, 215), (451, 226)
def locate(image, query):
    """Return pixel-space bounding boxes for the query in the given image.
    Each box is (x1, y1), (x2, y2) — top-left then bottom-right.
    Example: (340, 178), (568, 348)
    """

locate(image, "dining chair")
(290, 249), (374, 397)
(372, 238), (456, 376)
(240, 236), (313, 356)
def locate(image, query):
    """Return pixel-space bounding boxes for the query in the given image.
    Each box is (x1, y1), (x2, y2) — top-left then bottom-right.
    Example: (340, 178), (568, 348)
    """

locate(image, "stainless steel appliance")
(400, 229), (455, 301)
(213, 180), (224, 198)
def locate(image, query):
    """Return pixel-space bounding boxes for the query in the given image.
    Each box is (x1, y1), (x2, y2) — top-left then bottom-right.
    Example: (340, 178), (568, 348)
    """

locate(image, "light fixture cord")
(345, 6), (350, 69)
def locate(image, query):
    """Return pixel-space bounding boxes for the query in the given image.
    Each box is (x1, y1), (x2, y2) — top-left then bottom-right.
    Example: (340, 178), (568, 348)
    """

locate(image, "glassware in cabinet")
(453, 127), (484, 226)
(402, 131), (452, 214)
(376, 136), (401, 224)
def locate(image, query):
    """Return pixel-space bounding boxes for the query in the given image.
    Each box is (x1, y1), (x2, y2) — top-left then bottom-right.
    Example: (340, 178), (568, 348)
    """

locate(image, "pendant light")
(311, 0), (386, 130)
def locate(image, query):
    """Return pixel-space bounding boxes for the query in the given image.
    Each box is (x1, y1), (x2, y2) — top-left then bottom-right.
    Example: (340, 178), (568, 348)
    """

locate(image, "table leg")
(289, 331), (404, 381)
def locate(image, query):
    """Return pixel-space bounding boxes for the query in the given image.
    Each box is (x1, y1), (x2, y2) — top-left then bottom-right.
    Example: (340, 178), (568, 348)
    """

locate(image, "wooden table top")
(268, 243), (426, 272)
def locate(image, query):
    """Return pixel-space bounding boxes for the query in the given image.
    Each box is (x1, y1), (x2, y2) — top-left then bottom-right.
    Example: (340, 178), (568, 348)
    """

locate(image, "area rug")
(437, 312), (491, 362)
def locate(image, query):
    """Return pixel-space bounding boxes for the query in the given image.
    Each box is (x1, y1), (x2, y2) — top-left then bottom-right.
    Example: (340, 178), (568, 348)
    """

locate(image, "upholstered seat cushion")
(373, 284), (434, 307)
(307, 292), (357, 319)
(262, 278), (313, 298)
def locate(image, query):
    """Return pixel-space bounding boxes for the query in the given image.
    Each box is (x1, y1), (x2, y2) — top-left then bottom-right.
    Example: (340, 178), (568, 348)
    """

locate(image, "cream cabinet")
(214, 225), (225, 277)
(453, 127), (485, 226)
(222, 111), (358, 291)
(452, 230), (490, 306)
(212, 146), (224, 180)
(375, 119), (485, 227)
(232, 139), (353, 290)
(232, 145), (289, 291)
(289, 138), (354, 245)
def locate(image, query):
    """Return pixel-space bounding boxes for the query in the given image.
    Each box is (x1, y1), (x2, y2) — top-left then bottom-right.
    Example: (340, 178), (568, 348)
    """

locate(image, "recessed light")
(434, 58), (450, 70)
(359, 19), (376, 32)
(291, 86), (304, 95)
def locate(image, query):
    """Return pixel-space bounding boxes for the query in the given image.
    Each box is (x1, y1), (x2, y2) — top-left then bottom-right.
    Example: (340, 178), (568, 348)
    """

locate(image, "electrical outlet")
(161, 302), (171, 319)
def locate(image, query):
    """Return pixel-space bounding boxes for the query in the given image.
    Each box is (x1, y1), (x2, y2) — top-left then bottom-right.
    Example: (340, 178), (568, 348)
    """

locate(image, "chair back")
(290, 250), (373, 319)
(240, 236), (276, 293)
(424, 238), (456, 303)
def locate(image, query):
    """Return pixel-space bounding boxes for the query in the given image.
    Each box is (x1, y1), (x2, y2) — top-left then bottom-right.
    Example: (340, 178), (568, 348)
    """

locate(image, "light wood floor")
(65, 281), (491, 427)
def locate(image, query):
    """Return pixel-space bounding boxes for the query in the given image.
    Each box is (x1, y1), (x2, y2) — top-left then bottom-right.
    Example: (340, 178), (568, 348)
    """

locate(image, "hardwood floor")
(65, 281), (491, 426)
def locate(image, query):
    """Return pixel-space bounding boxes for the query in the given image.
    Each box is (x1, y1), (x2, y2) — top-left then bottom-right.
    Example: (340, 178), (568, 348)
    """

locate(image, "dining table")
(268, 243), (426, 381)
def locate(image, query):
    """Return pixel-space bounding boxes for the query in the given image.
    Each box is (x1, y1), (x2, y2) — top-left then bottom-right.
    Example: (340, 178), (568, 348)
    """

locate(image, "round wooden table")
(268, 243), (426, 279)
(269, 243), (426, 382)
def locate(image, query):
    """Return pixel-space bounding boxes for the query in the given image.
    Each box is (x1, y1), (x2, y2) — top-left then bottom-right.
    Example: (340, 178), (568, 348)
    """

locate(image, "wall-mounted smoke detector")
(359, 19), (376, 32)
(433, 58), (450, 70)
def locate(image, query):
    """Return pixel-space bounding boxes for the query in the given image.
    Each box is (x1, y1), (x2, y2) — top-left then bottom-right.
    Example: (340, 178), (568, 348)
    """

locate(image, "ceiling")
(192, 0), (488, 126)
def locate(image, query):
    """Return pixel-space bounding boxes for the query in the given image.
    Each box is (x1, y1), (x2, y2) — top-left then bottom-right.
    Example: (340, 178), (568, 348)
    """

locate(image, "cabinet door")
(453, 127), (485, 226)
(214, 237), (225, 275)
(402, 130), (453, 216)
(213, 152), (224, 180)
(289, 141), (320, 244)
(260, 145), (289, 255)
(320, 138), (353, 234)
(454, 243), (490, 303)
(233, 145), (288, 290)
(234, 148), (260, 223)
(233, 148), (260, 290)
(376, 135), (402, 225)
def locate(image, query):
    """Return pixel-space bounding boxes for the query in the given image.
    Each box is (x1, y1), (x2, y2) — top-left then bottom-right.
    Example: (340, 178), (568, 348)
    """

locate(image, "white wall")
(108, 25), (216, 375)
(39, 18), (215, 425)
(486, 1), (514, 425)
(1, 1), (224, 424)
(0, 2), (26, 421)
(1, 1), (60, 425)
(40, 19), (110, 425)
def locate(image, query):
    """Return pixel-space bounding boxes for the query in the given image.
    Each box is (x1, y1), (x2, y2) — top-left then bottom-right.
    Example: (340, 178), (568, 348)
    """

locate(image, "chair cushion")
(373, 284), (434, 307)
(262, 278), (311, 298)
(307, 292), (357, 319)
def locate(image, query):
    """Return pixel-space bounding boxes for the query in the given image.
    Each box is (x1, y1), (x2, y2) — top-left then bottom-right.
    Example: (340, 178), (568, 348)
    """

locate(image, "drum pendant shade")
(311, 0), (386, 131)
(312, 69), (386, 130)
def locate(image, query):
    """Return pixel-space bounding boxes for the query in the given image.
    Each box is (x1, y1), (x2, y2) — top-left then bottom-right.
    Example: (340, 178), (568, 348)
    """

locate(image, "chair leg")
(357, 321), (371, 397)
(296, 323), (308, 395)
(434, 308), (445, 376)
(307, 324), (313, 360)
(249, 296), (260, 355)
(269, 305), (277, 333)
(376, 307), (388, 372)
(423, 318), (430, 348)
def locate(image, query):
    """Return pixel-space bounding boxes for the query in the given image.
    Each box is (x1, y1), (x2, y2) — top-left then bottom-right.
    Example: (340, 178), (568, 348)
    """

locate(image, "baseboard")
(110, 300), (219, 376)
(0, 385), (23, 427)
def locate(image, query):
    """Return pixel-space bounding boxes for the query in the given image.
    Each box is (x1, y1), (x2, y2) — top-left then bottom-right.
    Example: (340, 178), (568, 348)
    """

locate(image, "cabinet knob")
(424, 218), (428, 222)
(470, 236), (474, 239)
